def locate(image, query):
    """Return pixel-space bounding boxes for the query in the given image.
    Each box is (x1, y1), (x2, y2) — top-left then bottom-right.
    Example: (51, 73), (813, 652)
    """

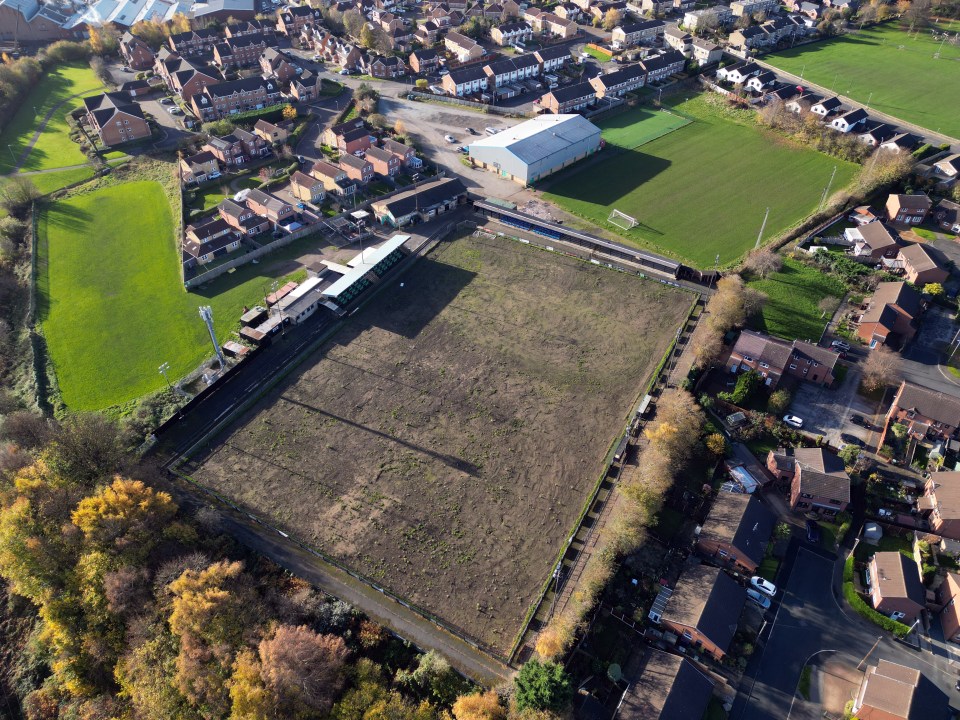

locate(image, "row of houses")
(440, 44), (570, 97)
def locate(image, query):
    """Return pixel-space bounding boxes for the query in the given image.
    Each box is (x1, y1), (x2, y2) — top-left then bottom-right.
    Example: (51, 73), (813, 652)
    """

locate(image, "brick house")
(886, 193), (932, 226)
(168, 28), (219, 56)
(322, 118), (366, 148)
(156, 52), (221, 101)
(867, 551), (925, 623)
(225, 19), (267, 38)
(659, 564), (745, 661)
(219, 199), (271, 236)
(938, 572), (960, 643)
(897, 243), (948, 286)
(290, 71), (324, 102)
(618, 650), (714, 720)
(339, 153), (374, 184)
(538, 81), (597, 114)
(202, 129), (270, 167)
(856, 281), (922, 348)
(337, 126), (373, 156)
(538, 12), (578, 38)
(119, 32), (155, 70)
(82, 93), (151, 147)
(883, 380), (960, 449)
(381, 138), (418, 168)
(414, 21), (441, 45)
(917, 471), (960, 541)
(589, 64), (647, 98)
(183, 218), (241, 265)
(853, 660), (951, 719)
(179, 150), (220, 184)
(290, 170), (326, 204)
(445, 31), (484, 62)
(191, 77), (283, 121)
(245, 188), (294, 225)
(443, 65), (489, 97)
(728, 330), (838, 389)
(312, 160), (356, 196)
(409, 48), (440, 75)
(784, 447), (850, 515)
(369, 55), (406, 79)
(260, 47), (300, 84)
(214, 33), (270, 70)
(696, 492), (773, 574)
(277, 5), (322, 36)
(933, 199), (960, 235)
(365, 146), (401, 177)
(253, 119), (289, 145)
(847, 221), (900, 259)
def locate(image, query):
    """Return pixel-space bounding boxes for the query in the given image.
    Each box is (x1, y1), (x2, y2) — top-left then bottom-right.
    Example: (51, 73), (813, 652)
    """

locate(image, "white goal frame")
(608, 209), (638, 230)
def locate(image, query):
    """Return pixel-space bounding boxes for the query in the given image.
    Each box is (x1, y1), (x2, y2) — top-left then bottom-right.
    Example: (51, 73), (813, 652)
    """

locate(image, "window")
(759, 362), (769, 369)
(789, 363), (797, 370)
(829, 499), (841, 505)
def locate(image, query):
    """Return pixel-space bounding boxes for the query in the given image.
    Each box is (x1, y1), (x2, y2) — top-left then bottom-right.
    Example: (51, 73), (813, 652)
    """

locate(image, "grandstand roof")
(322, 235), (410, 299)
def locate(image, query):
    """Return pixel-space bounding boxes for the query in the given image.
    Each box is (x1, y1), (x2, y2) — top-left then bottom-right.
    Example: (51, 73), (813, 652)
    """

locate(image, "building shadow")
(542, 148), (672, 209)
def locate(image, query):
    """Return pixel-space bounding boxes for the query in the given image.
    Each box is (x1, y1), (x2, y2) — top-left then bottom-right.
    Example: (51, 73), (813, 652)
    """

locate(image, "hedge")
(231, 104), (289, 126)
(842, 556), (912, 638)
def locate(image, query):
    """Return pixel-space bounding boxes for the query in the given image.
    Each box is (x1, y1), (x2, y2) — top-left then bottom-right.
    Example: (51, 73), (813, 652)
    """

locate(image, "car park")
(746, 588), (771, 610)
(783, 414), (804, 428)
(750, 577), (777, 597)
(805, 520), (821, 543)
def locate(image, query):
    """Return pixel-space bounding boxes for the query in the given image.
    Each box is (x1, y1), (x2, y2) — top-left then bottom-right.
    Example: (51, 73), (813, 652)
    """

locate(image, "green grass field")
(583, 45), (612, 62)
(764, 22), (960, 138)
(746, 257), (847, 341)
(0, 63), (104, 174)
(597, 106), (691, 149)
(543, 94), (859, 268)
(38, 181), (329, 409)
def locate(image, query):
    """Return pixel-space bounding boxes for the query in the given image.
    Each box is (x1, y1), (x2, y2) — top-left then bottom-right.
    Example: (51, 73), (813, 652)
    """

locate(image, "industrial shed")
(467, 114), (602, 185)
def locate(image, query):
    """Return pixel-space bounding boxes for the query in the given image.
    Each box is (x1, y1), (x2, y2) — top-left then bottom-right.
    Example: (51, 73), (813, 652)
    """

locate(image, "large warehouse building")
(467, 114), (602, 185)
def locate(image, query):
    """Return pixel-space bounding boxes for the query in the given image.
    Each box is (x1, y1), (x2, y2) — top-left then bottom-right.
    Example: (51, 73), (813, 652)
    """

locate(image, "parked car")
(467, 127), (478, 135)
(805, 520), (821, 543)
(458, 146), (469, 153)
(746, 588), (771, 610)
(831, 339), (851, 352)
(122, 65), (133, 73)
(444, 134), (456, 143)
(167, 106), (182, 115)
(485, 127), (500, 135)
(783, 414), (804, 429)
(850, 414), (868, 427)
(878, 508), (895, 519)
(840, 433), (865, 447)
(160, 97), (174, 105)
(750, 577), (777, 597)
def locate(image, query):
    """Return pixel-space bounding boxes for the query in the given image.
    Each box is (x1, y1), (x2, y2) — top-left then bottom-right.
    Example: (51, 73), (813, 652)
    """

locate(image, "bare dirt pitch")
(189, 233), (692, 654)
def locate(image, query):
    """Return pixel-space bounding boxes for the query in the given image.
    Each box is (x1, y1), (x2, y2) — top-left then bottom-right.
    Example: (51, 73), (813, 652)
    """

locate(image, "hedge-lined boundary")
(842, 556), (912, 638)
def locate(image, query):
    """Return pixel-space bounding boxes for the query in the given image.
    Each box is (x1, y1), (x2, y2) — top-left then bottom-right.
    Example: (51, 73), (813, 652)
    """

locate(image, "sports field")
(37, 181), (324, 409)
(764, 22), (960, 138)
(0, 63), (104, 174)
(598, 106), (691, 149)
(543, 94), (859, 268)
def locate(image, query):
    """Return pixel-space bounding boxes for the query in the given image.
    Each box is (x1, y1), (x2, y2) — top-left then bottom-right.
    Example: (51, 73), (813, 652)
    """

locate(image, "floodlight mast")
(199, 306), (226, 369)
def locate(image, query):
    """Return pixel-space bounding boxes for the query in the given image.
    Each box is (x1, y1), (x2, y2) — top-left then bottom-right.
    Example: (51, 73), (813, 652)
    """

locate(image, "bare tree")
(744, 250), (783, 279)
(862, 345), (901, 392)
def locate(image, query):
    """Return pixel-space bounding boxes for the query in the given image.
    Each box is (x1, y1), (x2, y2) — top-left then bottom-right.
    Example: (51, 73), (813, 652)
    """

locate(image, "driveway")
(788, 365), (876, 449)
(733, 541), (960, 720)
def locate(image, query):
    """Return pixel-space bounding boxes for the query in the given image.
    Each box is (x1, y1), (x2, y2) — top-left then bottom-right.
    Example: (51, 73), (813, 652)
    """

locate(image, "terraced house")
(611, 19), (665, 49)
(168, 28), (219, 56)
(202, 128), (270, 166)
(589, 64), (647, 98)
(119, 31), (155, 70)
(155, 50), (221, 101)
(260, 47), (301, 83)
(214, 33), (271, 69)
(191, 77), (283, 121)
(539, 81), (596, 114)
(639, 50), (685, 82)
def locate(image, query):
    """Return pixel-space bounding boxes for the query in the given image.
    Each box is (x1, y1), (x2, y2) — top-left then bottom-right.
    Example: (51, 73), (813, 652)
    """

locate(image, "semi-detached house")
(538, 81), (596, 114)
(639, 50), (685, 82)
(535, 45), (571, 73)
(611, 19), (665, 48)
(484, 55), (540, 88)
(442, 64), (489, 96)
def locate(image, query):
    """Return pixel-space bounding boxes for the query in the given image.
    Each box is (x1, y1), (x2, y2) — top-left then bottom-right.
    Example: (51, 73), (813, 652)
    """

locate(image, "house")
(589, 64), (647, 98)
(847, 221), (900, 259)
(658, 564), (745, 660)
(730, 0), (779, 14)
(691, 37), (722, 65)
(445, 31), (484, 62)
(857, 281), (922, 348)
(897, 243), (948, 286)
(696, 492), (773, 574)
(322, 118), (368, 150)
(370, 177), (467, 227)
(336, 125), (373, 156)
(538, 81), (597, 114)
(538, 12), (578, 38)
(369, 55), (407, 79)
(885, 193), (932, 225)
(534, 45), (571, 74)
(881, 132), (920, 154)
(253, 119), (289, 145)
(785, 91), (822, 114)
(611, 20), (665, 49)
(203, 130), (270, 167)
(119, 79), (151, 99)
(858, 122), (898, 147)
(918, 472), (960, 541)
(214, 33), (270, 69)
(339, 153), (374, 185)
(728, 330), (838, 389)
(639, 50), (685, 82)
(365, 146), (401, 177)
(225, 19), (267, 38)
(683, 5), (733, 31)
(867, 552), (925, 624)
(380, 138), (418, 169)
(484, 55), (540, 89)
(290, 170), (326, 204)
(190, 77), (283, 122)
(290, 71), (324, 102)
(183, 218), (242, 266)
(729, 25), (771, 50)
(745, 71), (777, 93)
(786, 447), (850, 515)
(155, 52), (220, 101)
(442, 64), (489, 97)
(260, 47), (300, 83)
(934, 153), (960, 181)
(938, 572), (960, 643)
(245, 188), (294, 225)
(179, 150), (220, 184)
(312, 160), (355, 196)
(933, 199), (960, 235)
(716, 60), (761, 85)
(554, 2), (582, 20)
(82, 92), (151, 147)
(810, 96), (842, 117)
(409, 48), (440, 75)
(168, 28), (219, 56)
(617, 650), (714, 720)
(277, 5), (322, 36)
(491, 21), (533, 46)
(853, 660), (951, 719)
(830, 107), (868, 133)
(884, 380), (960, 448)
(119, 31), (155, 70)
(219, 198), (271, 236)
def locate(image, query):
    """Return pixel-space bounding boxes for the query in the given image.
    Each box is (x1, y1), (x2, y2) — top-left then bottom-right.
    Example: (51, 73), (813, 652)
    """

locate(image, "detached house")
(785, 91), (822, 115)
(934, 153), (960, 181)
(867, 552), (925, 624)
(810, 96), (842, 117)
(658, 564), (745, 661)
(219, 198), (271, 237)
(245, 188), (294, 226)
(156, 51), (220, 101)
(290, 71), (324, 102)
(696, 492), (773, 574)
(179, 150), (220, 184)
(933, 199), (960, 235)
(83, 92), (151, 147)
(312, 160), (356, 196)
(853, 660), (952, 720)
(830, 107), (869, 133)
(881, 132), (921, 154)
(774, 447), (850, 515)
(897, 243), (948, 286)
(858, 122), (898, 148)
(885, 193), (932, 226)
(883, 380), (960, 449)
(382, 138), (419, 168)
(339, 153), (374, 185)
(611, 20), (665, 49)
(253, 118), (289, 145)
(445, 31), (484, 62)
(369, 55), (406, 79)
(857, 281), (922, 348)
(918, 471), (960, 541)
(119, 32), (155, 70)
(846, 221), (900, 259)
(618, 651), (714, 720)
(183, 218), (242, 266)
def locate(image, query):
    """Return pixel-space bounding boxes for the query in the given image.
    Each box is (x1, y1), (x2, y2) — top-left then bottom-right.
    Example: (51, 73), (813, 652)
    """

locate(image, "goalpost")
(608, 209), (639, 231)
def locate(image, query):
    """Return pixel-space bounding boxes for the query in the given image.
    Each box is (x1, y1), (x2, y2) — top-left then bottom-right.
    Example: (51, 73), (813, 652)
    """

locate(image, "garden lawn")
(0, 63), (104, 173)
(542, 94), (859, 268)
(764, 22), (960, 139)
(583, 45), (612, 62)
(38, 181), (330, 409)
(746, 257), (847, 341)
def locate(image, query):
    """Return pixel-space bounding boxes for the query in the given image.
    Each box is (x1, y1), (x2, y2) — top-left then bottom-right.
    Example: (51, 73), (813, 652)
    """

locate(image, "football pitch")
(542, 94), (859, 268)
(764, 22), (960, 139)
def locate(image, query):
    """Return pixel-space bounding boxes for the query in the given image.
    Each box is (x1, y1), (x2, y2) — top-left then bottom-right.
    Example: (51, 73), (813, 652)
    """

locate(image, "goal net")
(608, 209), (638, 230)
